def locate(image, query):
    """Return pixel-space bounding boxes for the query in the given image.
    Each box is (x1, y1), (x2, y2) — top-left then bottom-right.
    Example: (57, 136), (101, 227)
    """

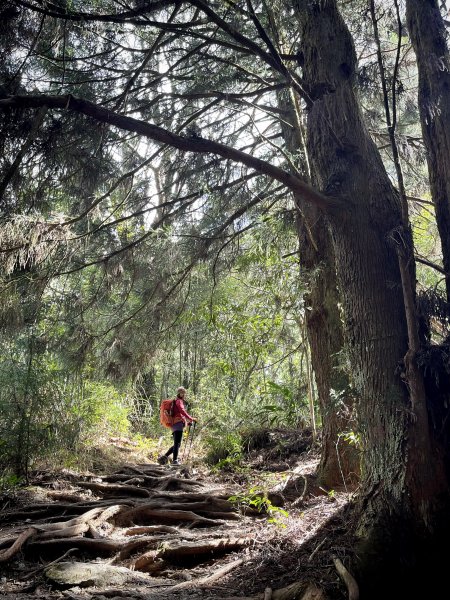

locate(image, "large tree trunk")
(406, 0), (450, 300)
(276, 88), (358, 488)
(297, 200), (358, 488)
(293, 0), (450, 595)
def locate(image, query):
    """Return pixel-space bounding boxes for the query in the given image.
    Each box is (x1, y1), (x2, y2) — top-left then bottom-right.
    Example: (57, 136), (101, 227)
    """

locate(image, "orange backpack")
(160, 398), (177, 428)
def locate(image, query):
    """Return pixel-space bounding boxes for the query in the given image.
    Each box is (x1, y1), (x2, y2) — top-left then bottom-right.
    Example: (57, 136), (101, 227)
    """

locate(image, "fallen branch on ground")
(19, 548), (78, 580)
(170, 557), (245, 590)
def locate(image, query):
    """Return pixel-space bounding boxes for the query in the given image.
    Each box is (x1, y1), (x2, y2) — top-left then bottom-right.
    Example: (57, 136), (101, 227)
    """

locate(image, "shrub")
(204, 429), (242, 467)
(0, 341), (133, 478)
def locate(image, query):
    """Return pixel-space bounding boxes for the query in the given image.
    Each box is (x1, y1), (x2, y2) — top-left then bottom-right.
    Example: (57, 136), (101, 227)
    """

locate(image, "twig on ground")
(170, 558), (245, 590)
(308, 537), (326, 562)
(292, 474), (308, 506)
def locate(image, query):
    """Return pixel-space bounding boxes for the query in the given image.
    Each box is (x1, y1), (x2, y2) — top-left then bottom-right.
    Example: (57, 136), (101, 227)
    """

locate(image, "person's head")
(177, 386), (186, 399)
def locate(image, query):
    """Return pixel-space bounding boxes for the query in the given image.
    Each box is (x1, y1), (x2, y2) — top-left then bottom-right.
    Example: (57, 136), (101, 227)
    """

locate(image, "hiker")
(158, 386), (196, 465)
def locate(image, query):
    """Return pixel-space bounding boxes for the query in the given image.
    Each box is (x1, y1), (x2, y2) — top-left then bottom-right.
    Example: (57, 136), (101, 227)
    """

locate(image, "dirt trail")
(0, 455), (353, 600)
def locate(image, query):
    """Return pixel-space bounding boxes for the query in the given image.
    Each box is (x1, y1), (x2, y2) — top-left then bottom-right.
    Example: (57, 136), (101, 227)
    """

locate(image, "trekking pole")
(185, 421), (197, 462)
(182, 417), (213, 462)
(181, 422), (193, 462)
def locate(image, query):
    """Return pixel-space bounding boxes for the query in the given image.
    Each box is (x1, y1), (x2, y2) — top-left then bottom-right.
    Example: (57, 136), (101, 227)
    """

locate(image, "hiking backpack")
(160, 398), (177, 428)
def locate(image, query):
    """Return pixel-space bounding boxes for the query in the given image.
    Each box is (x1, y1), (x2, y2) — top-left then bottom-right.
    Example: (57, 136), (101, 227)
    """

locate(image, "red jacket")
(172, 397), (194, 424)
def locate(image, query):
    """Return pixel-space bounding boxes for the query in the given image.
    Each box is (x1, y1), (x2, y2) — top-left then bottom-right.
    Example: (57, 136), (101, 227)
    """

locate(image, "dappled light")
(0, 430), (353, 599)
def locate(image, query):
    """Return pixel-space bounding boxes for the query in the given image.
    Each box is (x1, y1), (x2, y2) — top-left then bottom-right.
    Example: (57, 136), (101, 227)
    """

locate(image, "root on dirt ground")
(0, 432), (356, 600)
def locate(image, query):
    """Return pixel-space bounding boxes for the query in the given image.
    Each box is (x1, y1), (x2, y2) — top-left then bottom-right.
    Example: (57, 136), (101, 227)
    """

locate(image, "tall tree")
(406, 0), (450, 300)
(277, 87), (358, 487)
(293, 0), (449, 595)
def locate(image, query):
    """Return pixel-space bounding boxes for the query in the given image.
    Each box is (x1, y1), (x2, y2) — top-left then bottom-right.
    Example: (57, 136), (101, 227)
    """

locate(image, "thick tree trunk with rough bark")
(276, 88), (358, 488)
(297, 203), (359, 488)
(406, 0), (450, 300)
(293, 0), (450, 595)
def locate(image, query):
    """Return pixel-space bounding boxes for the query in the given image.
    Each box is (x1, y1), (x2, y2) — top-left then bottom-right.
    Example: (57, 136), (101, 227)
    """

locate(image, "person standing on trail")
(158, 386), (196, 465)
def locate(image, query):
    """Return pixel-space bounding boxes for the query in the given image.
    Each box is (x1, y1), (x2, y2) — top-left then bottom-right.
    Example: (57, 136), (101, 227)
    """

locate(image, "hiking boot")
(157, 455), (169, 465)
(172, 459), (180, 465)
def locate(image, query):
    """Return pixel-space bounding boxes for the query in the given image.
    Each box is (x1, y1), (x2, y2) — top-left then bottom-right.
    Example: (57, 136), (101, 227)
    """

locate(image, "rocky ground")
(0, 430), (357, 600)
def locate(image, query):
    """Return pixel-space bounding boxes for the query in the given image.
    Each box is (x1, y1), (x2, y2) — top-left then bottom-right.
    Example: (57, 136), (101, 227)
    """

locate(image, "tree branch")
(0, 106), (48, 200)
(415, 256), (446, 276)
(0, 94), (341, 212)
(14, 0), (179, 25)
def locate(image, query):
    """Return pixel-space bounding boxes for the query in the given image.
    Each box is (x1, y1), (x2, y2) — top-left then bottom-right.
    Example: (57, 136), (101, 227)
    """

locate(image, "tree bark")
(298, 201), (358, 489)
(406, 0), (450, 300)
(276, 87), (358, 488)
(293, 0), (450, 595)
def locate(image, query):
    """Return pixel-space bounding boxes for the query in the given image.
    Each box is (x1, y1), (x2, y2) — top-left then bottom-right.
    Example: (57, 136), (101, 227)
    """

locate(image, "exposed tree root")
(34, 507), (105, 532)
(153, 495), (237, 512)
(123, 525), (196, 538)
(105, 473), (202, 489)
(130, 551), (165, 573)
(30, 505), (125, 542)
(35, 523), (90, 540)
(216, 582), (326, 600)
(0, 460), (330, 600)
(0, 527), (37, 562)
(46, 491), (86, 503)
(115, 506), (222, 527)
(77, 482), (152, 497)
(1, 499), (134, 523)
(158, 536), (252, 561)
(27, 536), (155, 557)
(129, 537), (251, 572)
(333, 557), (359, 600)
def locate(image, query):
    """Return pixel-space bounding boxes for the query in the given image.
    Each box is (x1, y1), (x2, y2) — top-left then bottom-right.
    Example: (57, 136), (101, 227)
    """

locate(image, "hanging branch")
(369, 0), (409, 220)
(13, 0), (180, 25)
(0, 94), (341, 212)
(0, 106), (48, 200)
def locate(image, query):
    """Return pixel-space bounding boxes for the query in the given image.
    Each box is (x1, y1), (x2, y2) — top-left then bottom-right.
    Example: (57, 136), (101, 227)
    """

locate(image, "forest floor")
(0, 430), (357, 600)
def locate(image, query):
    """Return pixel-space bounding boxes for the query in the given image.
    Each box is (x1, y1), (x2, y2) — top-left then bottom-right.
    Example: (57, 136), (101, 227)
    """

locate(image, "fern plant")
(228, 486), (289, 527)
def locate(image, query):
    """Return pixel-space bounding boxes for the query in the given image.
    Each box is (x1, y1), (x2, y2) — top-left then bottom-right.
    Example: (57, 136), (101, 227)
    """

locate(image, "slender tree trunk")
(293, 0), (449, 594)
(303, 322), (317, 441)
(182, 344), (190, 389)
(406, 0), (450, 300)
(276, 87), (358, 487)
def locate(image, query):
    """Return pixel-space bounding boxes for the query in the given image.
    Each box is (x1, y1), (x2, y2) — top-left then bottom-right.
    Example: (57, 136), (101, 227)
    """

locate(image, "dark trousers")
(165, 429), (183, 461)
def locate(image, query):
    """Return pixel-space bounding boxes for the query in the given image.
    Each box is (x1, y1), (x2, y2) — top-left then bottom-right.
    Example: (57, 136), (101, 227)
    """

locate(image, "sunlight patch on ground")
(287, 494), (350, 548)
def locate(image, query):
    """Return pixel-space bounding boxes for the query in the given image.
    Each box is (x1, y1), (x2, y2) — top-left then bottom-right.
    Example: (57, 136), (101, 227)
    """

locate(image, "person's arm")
(176, 398), (196, 422)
